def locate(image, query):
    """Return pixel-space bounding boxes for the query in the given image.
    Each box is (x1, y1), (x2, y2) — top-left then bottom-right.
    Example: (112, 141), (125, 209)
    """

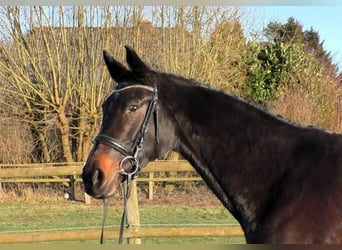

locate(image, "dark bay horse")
(82, 45), (342, 243)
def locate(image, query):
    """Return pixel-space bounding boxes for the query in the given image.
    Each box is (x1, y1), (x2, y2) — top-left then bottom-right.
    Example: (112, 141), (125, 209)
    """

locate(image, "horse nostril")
(92, 167), (104, 188)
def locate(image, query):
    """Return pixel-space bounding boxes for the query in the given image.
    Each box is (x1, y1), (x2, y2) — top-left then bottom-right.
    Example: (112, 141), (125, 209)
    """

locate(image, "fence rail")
(0, 226), (244, 243)
(0, 161), (200, 200)
(0, 160), (196, 177)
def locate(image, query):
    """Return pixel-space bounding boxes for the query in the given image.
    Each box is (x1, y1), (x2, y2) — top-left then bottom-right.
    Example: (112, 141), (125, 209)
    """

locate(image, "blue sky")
(245, 6), (342, 69)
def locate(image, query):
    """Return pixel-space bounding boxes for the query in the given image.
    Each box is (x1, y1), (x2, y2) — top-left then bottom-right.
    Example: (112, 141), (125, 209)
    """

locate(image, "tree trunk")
(58, 111), (73, 162)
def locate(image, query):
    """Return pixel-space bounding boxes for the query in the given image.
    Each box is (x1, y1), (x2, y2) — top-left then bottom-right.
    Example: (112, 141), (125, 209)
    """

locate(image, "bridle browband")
(92, 83), (159, 244)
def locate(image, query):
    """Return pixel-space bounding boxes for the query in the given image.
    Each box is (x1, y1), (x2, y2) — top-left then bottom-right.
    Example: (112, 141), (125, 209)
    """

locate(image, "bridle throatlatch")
(92, 83), (159, 244)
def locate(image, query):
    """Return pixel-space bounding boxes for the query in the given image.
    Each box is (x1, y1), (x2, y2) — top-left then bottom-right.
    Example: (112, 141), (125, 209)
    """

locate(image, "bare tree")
(0, 6), (115, 162)
(0, 6), (245, 163)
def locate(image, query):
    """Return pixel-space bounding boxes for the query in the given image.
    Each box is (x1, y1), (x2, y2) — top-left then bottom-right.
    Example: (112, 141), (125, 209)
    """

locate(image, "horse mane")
(159, 71), (334, 136)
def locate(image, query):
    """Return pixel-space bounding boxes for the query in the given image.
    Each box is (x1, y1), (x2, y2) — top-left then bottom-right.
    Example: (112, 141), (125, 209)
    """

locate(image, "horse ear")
(125, 45), (151, 80)
(103, 50), (129, 83)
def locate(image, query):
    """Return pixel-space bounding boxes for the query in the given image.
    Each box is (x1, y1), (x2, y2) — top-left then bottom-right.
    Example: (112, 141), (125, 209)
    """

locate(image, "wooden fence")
(0, 161), (245, 243)
(0, 161), (201, 200)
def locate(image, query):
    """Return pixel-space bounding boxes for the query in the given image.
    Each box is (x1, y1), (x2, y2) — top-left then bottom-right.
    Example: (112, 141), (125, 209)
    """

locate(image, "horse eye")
(127, 105), (139, 113)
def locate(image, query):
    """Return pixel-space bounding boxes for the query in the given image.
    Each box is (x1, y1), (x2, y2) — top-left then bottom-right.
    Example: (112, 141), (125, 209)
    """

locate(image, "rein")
(92, 83), (159, 244)
(100, 173), (133, 244)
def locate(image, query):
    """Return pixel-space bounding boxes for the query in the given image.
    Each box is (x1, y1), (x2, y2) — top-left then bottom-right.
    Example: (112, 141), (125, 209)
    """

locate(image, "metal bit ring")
(119, 156), (139, 176)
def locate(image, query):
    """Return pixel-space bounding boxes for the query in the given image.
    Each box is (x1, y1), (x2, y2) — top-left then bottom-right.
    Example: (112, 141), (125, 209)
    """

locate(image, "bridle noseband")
(92, 83), (159, 244)
(92, 83), (159, 179)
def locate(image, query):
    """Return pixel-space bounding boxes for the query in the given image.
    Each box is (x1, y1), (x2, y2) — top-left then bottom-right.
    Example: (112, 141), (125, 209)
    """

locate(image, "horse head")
(82, 46), (172, 199)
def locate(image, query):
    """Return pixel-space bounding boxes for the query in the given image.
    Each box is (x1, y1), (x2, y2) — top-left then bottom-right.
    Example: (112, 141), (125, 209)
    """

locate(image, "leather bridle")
(92, 83), (159, 244)
(93, 83), (159, 179)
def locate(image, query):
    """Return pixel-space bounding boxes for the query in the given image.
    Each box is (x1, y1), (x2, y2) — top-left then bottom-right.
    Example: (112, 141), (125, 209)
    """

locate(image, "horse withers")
(83, 45), (342, 243)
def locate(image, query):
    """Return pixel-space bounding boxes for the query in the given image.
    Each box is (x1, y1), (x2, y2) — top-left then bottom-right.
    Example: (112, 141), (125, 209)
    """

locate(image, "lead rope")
(99, 172), (134, 244)
(100, 198), (108, 244)
(118, 172), (133, 244)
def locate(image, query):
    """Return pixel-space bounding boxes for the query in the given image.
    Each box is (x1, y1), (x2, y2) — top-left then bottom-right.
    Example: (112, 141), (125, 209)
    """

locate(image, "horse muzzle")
(82, 155), (124, 199)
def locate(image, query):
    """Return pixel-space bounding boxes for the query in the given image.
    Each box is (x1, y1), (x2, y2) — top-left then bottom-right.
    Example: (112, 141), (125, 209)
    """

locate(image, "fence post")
(148, 172), (154, 200)
(126, 179), (141, 244)
(70, 173), (76, 200)
(84, 193), (91, 205)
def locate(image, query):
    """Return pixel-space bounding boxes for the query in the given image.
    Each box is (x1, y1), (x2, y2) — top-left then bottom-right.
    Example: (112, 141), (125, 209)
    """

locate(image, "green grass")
(0, 199), (245, 244)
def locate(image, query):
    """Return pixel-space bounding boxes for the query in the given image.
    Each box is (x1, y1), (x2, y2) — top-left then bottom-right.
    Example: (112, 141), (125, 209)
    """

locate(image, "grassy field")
(0, 198), (245, 244)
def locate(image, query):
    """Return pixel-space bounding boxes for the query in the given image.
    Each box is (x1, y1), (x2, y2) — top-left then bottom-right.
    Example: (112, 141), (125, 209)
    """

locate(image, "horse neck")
(160, 79), (296, 230)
